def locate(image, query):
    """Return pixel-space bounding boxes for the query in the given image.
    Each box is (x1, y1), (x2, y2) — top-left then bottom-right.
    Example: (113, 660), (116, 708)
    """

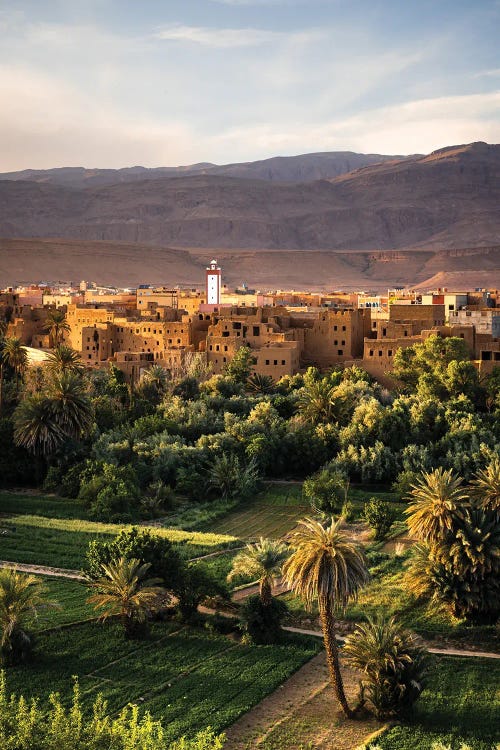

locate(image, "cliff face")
(0, 142), (499, 253)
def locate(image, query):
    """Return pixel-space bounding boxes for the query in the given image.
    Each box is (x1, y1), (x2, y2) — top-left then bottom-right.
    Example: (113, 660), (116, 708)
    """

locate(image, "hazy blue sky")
(1, 0), (499, 169)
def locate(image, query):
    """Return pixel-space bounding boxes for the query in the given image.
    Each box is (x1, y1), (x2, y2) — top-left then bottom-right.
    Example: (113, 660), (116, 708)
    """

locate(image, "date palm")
(13, 393), (64, 457)
(47, 372), (93, 439)
(405, 468), (469, 545)
(0, 568), (53, 665)
(470, 459), (500, 519)
(298, 379), (337, 424)
(283, 517), (369, 718)
(45, 309), (70, 346)
(227, 538), (289, 605)
(86, 557), (164, 638)
(45, 345), (85, 376)
(2, 337), (28, 388)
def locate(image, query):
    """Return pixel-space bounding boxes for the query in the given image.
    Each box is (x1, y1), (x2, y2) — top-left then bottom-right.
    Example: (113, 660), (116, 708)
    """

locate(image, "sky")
(1, 0), (499, 170)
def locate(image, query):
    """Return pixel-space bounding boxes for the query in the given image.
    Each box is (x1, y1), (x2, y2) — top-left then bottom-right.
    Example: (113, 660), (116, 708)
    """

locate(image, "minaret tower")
(206, 259), (222, 305)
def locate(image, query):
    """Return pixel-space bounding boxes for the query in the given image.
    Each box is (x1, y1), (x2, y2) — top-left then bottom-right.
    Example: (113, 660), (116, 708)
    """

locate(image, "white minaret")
(206, 259), (222, 305)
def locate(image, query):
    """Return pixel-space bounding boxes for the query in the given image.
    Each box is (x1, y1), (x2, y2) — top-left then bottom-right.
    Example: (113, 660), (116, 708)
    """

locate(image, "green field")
(371, 657), (500, 750)
(0, 514), (238, 570)
(27, 577), (96, 631)
(5, 620), (319, 742)
(200, 484), (308, 539)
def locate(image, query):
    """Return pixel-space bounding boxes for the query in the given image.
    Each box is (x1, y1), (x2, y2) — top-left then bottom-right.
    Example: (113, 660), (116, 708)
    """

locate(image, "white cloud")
(154, 23), (321, 48)
(472, 68), (500, 79)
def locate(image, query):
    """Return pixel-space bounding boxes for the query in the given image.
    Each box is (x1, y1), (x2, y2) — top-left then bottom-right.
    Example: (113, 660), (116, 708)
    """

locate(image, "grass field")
(26, 577), (95, 631)
(200, 484), (309, 539)
(5, 620), (319, 742)
(371, 656), (500, 750)
(0, 491), (87, 519)
(0, 514), (238, 570)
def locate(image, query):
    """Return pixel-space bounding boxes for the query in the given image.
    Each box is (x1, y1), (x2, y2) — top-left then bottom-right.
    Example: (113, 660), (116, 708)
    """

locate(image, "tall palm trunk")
(260, 578), (272, 606)
(319, 596), (352, 718)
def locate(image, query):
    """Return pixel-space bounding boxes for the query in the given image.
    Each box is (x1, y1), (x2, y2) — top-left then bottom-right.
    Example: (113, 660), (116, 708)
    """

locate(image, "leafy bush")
(302, 468), (349, 514)
(79, 462), (140, 521)
(239, 594), (288, 644)
(364, 497), (397, 541)
(85, 527), (184, 593)
(0, 671), (225, 749)
(174, 563), (228, 621)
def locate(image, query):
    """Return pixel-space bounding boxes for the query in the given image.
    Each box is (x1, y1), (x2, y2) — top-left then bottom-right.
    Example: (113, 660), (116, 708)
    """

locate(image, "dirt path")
(224, 651), (379, 750)
(0, 560), (85, 581)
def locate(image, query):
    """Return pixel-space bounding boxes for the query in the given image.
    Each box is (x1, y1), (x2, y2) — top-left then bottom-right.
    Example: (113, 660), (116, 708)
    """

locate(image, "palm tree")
(227, 538), (289, 605)
(13, 394), (64, 458)
(343, 615), (428, 719)
(141, 364), (169, 393)
(45, 345), (85, 376)
(86, 557), (164, 637)
(246, 373), (275, 394)
(47, 372), (93, 440)
(405, 468), (469, 545)
(283, 517), (369, 718)
(0, 568), (53, 665)
(2, 337), (28, 389)
(45, 309), (70, 347)
(470, 459), (500, 519)
(297, 379), (337, 424)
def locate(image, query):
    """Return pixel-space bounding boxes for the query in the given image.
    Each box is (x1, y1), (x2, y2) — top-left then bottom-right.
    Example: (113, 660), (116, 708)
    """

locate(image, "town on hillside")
(3, 259), (499, 385)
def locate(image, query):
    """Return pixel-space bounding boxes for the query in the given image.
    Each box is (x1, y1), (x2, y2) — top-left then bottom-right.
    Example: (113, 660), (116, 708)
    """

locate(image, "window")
(253, 326), (260, 336)
(338, 349), (343, 355)
(341, 340), (345, 345)
(224, 345), (228, 351)
(334, 339), (338, 345)
(388, 350), (393, 357)
(404, 330), (408, 337)
(333, 325), (338, 331)
(265, 359), (270, 365)
(369, 349), (374, 356)
(273, 360), (278, 366)
(281, 360), (285, 365)
(233, 322), (242, 330)
(382, 328), (387, 336)
(378, 350), (383, 356)
(342, 325), (346, 331)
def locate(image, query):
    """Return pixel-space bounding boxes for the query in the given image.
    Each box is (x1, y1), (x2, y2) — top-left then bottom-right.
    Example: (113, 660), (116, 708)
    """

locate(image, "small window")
(378, 350), (383, 356)
(253, 326), (260, 336)
(388, 350), (393, 357)
(265, 359), (270, 365)
(334, 339), (338, 345)
(338, 349), (343, 355)
(342, 325), (346, 331)
(273, 360), (278, 366)
(369, 349), (374, 356)
(281, 359), (285, 365)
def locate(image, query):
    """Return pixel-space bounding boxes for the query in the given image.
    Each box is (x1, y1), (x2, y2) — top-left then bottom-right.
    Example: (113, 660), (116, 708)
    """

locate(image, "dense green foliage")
(364, 497), (397, 540)
(0, 671), (225, 750)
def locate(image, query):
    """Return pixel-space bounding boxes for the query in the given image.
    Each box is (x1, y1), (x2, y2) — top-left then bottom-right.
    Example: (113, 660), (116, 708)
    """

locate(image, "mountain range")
(0, 142), (499, 290)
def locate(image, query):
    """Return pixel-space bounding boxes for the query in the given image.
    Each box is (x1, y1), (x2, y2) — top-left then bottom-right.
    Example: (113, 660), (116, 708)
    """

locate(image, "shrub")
(85, 527), (184, 593)
(364, 497), (397, 541)
(174, 563), (228, 621)
(343, 616), (429, 719)
(78, 462), (140, 521)
(302, 468), (349, 514)
(239, 594), (288, 644)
